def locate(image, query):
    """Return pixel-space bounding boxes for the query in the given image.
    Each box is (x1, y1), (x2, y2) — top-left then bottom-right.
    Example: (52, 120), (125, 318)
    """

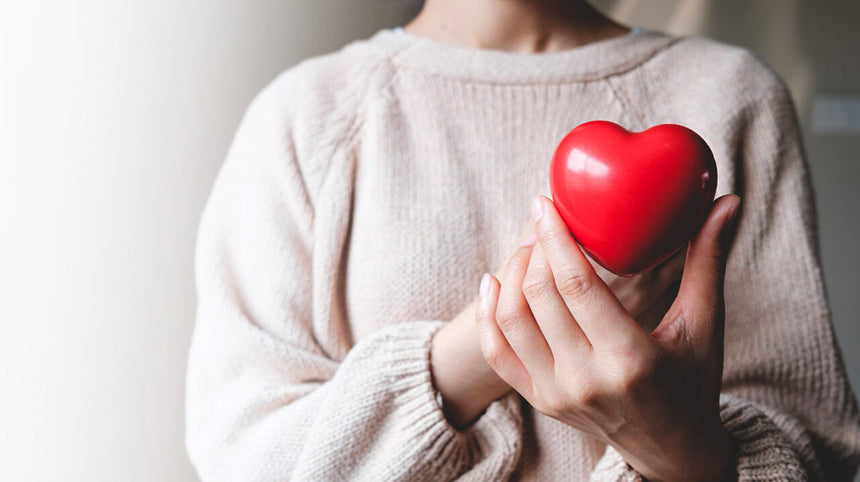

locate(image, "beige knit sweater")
(185, 29), (860, 481)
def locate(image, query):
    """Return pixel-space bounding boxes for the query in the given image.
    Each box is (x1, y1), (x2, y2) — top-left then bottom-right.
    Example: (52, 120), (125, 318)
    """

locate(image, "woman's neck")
(403, 0), (629, 53)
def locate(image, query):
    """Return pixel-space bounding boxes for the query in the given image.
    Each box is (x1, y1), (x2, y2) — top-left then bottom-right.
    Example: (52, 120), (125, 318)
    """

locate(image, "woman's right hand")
(431, 216), (685, 430)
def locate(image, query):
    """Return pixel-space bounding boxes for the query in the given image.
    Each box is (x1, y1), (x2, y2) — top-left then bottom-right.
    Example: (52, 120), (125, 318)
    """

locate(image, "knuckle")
(494, 303), (525, 331)
(521, 271), (554, 300)
(505, 246), (533, 273)
(474, 303), (487, 322)
(480, 345), (503, 368)
(688, 245), (726, 277)
(615, 365), (649, 393)
(572, 384), (603, 409)
(535, 390), (568, 418)
(607, 340), (642, 369)
(556, 268), (592, 300)
(611, 351), (662, 393)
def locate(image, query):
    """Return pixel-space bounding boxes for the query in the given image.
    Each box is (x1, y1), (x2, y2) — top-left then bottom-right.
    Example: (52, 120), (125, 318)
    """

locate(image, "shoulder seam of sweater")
(298, 41), (417, 208)
(370, 36), (686, 86)
(336, 43), (416, 149)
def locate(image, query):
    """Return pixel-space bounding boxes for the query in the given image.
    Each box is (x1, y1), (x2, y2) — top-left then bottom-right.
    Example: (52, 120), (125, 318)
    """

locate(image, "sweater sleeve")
(184, 77), (523, 481)
(716, 71), (860, 481)
(591, 57), (860, 481)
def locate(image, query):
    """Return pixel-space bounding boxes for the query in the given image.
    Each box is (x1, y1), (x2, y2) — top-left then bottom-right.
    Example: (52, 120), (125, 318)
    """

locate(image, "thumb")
(654, 194), (741, 350)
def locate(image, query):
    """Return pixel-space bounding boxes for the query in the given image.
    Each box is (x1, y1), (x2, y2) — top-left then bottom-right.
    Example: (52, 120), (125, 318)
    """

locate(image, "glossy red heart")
(549, 120), (717, 276)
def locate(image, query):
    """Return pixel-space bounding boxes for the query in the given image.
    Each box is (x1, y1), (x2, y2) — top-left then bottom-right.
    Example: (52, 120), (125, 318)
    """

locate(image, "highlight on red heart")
(549, 120), (718, 276)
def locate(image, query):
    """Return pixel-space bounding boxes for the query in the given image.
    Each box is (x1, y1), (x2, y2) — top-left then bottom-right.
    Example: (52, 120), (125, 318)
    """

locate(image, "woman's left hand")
(476, 195), (740, 482)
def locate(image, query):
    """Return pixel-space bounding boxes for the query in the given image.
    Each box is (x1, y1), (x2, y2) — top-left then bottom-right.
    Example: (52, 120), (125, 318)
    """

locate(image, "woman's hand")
(430, 232), (539, 429)
(477, 195), (740, 482)
(592, 247), (686, 333)
(431, 298), (509, 429)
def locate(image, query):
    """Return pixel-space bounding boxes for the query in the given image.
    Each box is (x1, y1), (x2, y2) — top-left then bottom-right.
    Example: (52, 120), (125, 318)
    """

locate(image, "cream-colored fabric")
(185, 29), (860, 481)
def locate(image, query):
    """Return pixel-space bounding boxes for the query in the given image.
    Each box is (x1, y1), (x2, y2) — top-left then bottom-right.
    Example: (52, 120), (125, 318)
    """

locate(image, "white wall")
(0, 1), (408, 480)
(3, 1), (857, 481)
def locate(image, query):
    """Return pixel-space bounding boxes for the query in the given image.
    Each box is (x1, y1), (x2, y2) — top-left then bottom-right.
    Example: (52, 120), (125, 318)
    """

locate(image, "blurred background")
(1, 0), (857, 480)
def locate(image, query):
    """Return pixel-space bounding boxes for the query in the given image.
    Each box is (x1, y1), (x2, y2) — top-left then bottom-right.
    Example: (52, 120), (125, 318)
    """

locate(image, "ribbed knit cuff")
(719, 393), (807, 480)
(344, 320), (522, 480)
(590, 394), (807, 481)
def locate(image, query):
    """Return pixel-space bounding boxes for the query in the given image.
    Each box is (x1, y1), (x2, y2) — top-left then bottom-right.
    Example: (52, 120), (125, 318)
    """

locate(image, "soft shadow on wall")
(0, 1), (413, 481)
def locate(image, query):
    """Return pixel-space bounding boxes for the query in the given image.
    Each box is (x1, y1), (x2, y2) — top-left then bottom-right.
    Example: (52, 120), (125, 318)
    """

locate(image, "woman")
(185, 1), (860, 480)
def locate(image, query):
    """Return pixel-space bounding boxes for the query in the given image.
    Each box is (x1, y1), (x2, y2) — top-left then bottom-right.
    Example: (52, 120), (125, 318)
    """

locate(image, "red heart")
(549, 120), (717, 276)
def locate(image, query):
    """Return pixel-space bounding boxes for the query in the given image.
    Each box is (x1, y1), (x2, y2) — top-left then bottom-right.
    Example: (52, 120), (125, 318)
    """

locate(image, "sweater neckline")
(366, 28), (677, 84)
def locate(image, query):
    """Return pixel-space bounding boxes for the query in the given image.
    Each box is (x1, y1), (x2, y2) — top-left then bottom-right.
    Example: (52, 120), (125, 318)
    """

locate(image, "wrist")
(619, 420), (735, 482)
(430, 313), (510, 429)
(694, 426), (736, 482)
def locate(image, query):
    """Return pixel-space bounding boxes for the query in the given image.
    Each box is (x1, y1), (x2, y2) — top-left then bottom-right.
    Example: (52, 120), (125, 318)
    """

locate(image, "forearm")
(188, 320), (522, 481)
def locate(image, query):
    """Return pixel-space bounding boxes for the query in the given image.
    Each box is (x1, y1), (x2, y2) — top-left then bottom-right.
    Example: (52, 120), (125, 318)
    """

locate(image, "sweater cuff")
(589, 394), (808, 481)
(719, 393), (807, 480)
(347, 320), (522, 479)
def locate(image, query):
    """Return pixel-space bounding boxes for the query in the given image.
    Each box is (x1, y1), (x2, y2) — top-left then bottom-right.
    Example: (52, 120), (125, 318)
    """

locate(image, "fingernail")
(479, 273), (490, 299)
(521, 233), (537, 246)
(531, 196), (544, 221)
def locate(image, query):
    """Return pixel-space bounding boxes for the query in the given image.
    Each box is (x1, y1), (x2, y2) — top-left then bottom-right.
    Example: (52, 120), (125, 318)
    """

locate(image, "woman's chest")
(343, 123), (550, 341)
(337, 81), (733, 342)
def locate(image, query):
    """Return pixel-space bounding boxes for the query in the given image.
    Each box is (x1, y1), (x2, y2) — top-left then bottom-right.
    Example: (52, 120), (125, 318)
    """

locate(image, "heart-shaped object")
(549, 120), (717, 276)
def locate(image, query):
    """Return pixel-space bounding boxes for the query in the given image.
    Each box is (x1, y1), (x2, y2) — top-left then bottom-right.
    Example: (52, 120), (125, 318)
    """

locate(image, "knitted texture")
(591, 394), (810, 481)
(185, 29), (860, 480)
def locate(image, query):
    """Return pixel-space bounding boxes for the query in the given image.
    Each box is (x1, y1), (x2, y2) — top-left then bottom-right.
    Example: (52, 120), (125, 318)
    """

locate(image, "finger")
(476, 273), (533, 393)
(495, 240), (555, 379)
(501, 233), (536, 283)
(655, 195), (741, 351)
(522, 242), (591, 363)
(496, 229), (537, 279)
(531, 195), (646, 347)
